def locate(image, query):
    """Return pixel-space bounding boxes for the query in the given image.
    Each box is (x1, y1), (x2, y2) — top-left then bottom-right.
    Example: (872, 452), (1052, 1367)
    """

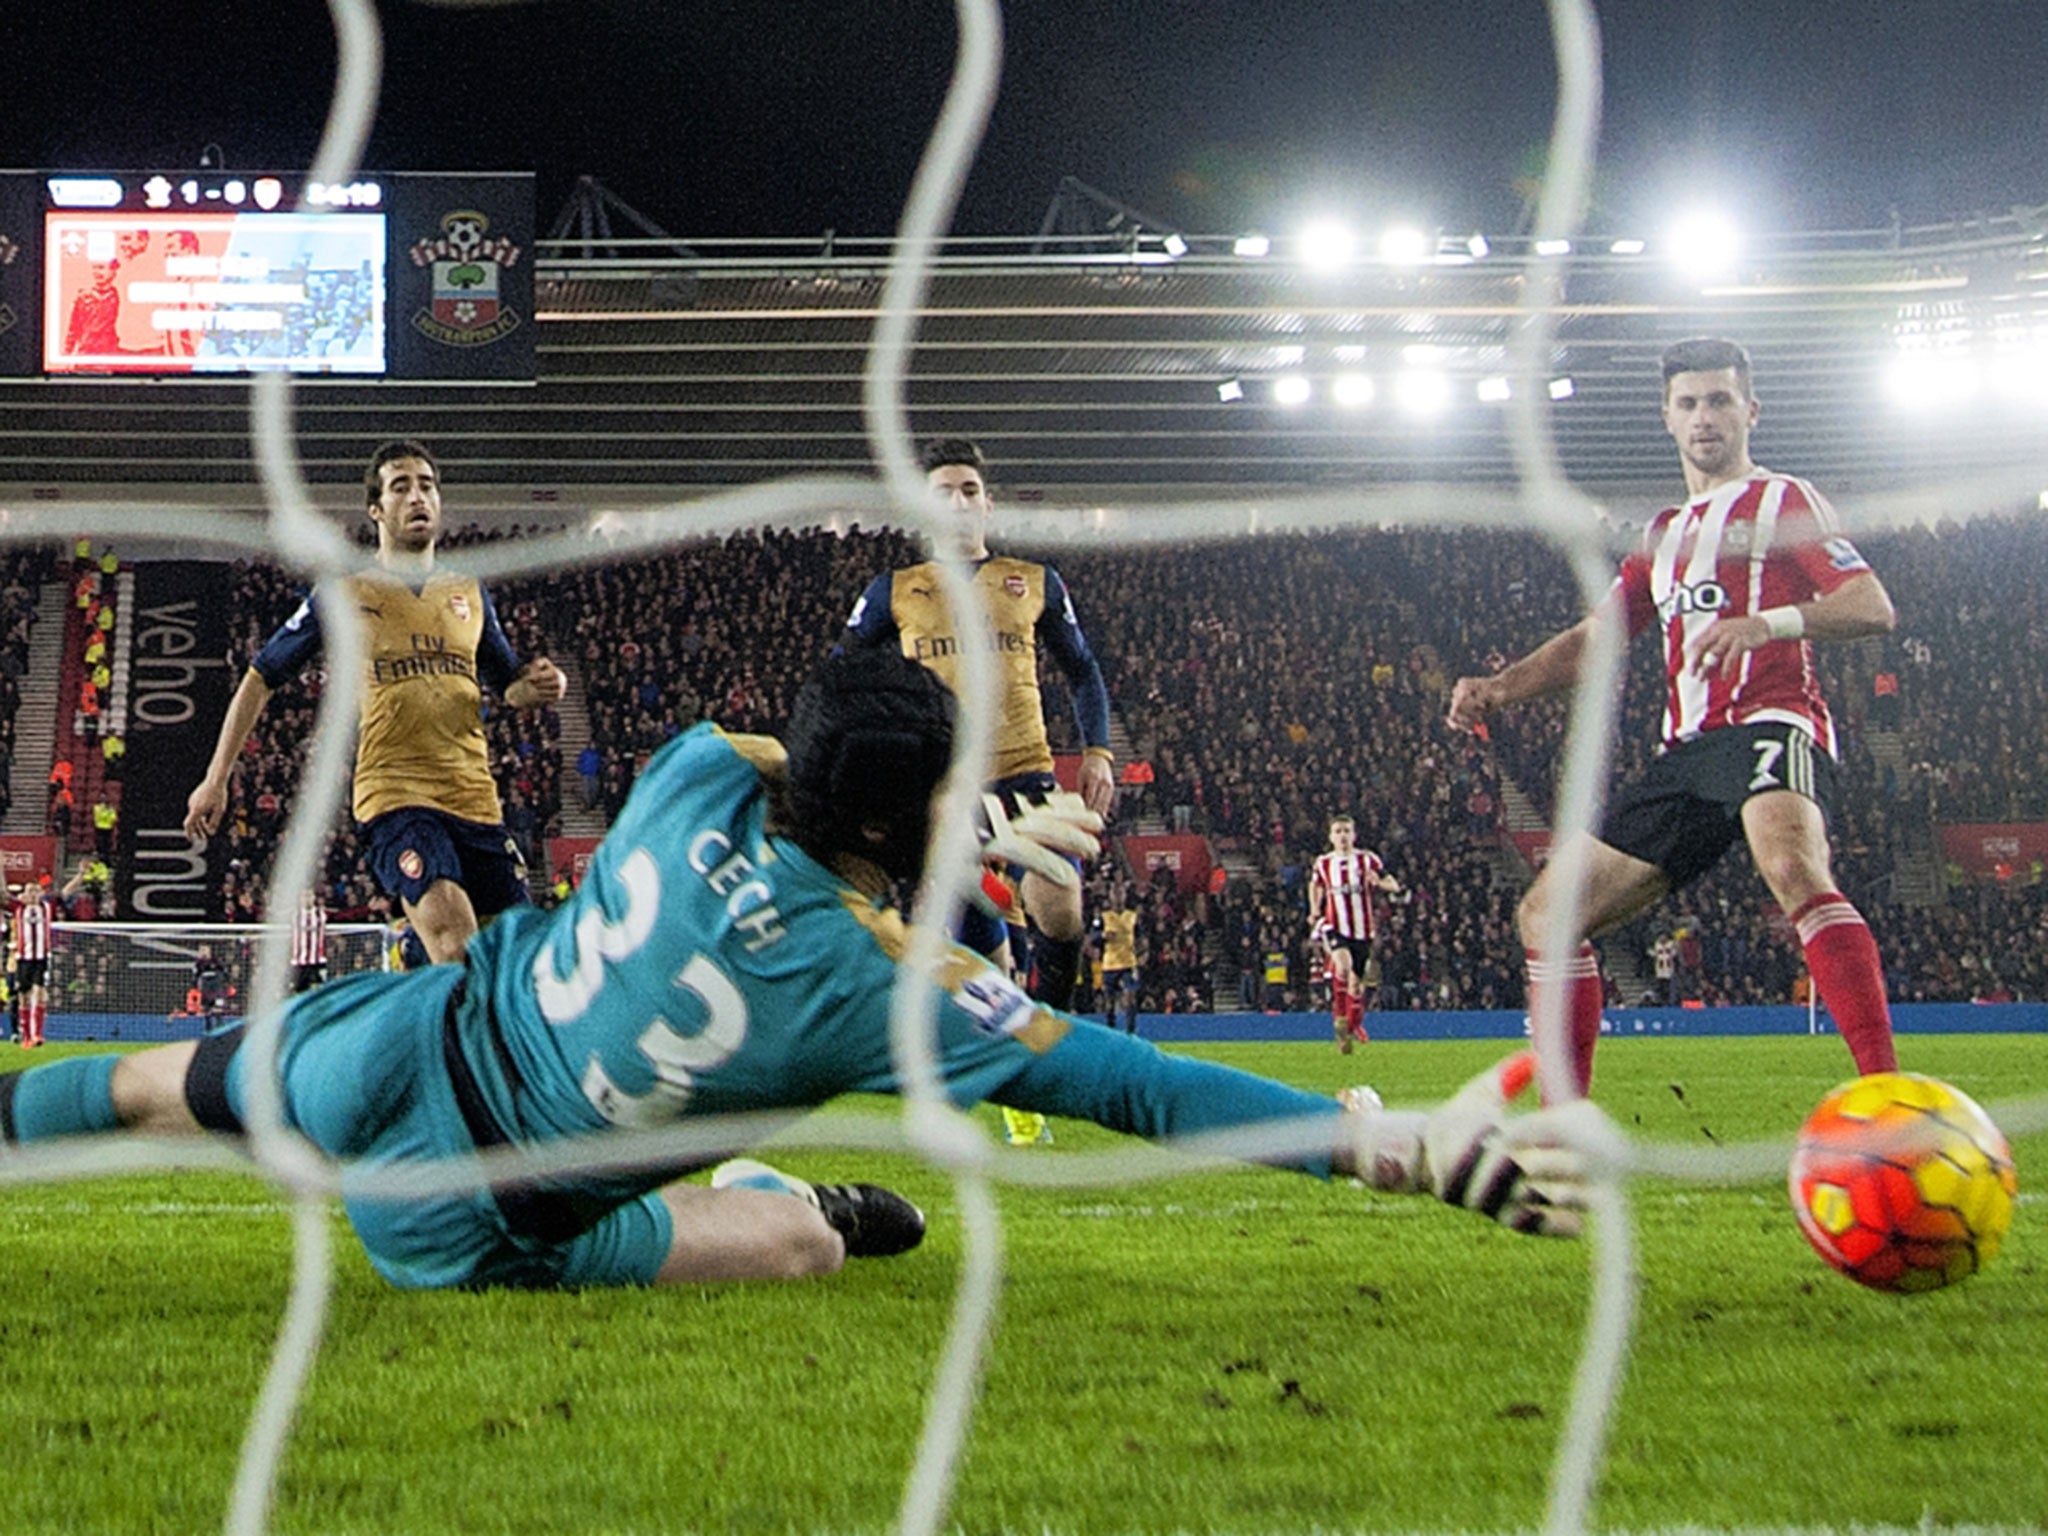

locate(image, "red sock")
(25, 996), (42, 1047)
(1526, 945), (1603, 1096)
(1330, 975), (1350, 1034)
(1792, 893), (1897, 1075)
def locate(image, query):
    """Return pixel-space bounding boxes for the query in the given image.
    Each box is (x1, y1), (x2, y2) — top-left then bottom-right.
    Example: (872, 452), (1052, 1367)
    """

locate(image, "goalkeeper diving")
(0, 650), (1590, 1292)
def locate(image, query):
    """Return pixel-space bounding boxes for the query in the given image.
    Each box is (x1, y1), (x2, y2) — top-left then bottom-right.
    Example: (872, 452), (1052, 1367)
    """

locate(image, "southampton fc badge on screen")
(410, 209), (520, 348)
(386, 173), (535, 381)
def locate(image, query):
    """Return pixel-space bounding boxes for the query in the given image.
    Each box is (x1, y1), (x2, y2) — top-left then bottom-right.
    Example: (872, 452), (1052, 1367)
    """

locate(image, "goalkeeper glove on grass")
(1341, 1052), (1589, 1237)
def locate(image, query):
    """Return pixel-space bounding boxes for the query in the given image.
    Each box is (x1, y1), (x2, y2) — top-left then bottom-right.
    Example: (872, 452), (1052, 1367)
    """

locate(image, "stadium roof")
(5, 212), (2046, 508)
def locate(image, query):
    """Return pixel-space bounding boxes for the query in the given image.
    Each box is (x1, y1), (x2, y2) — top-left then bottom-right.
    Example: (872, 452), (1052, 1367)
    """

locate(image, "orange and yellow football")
(1789, 1071), (2017, 1294)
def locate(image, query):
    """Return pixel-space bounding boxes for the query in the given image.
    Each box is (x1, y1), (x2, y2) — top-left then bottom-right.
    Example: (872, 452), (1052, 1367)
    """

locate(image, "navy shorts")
(959, 770), (1072, 957)
(1599, 722), (1839, 892)
(361, 807), (530, 920)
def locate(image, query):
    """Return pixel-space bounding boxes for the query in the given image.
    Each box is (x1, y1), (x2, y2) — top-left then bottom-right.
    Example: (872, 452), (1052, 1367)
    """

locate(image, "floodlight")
(1333, 373), (1375, 408)
(1667, 209), (1742, 277)
(1233, 233), (1271, 258)
(1299, 221), (1355, 269)
(1884, 349), (1979, 410)
(1534, 238), (1572, 257)
(1987, 342), (2048, 403)
(1920, 352), (1979, 407)
(1609, 238), (1646, 255)
(1476, 376), (1512, 403)
(1379, 226), (1430, 266)
(1548, 376), (1576, 400)
(1217, 379), (1245, 403)
(1394, 369), (1451, 416)
(1162, 232), (1189, 258)
(1466, 232), (1490, 259)
(1272, 375), (1313, 406)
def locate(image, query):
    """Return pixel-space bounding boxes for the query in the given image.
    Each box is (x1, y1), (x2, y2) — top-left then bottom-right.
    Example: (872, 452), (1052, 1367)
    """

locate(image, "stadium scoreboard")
(0, 170), (535, 382)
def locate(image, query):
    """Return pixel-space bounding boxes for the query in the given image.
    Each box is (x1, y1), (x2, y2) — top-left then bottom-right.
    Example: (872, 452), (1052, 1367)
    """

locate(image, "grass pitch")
(0, 1034), (2041, 1535)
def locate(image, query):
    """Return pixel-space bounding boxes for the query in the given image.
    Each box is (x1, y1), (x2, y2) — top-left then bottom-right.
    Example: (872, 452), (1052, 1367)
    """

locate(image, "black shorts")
(1599, 722), (1838, 893)
(14, 958), (47, 990)
(1322, 935), (1376, 978)
(293, 963), (328, 995)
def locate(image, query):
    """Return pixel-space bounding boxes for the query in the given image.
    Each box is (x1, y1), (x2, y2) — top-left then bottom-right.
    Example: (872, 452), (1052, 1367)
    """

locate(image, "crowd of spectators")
(1048, 514), (2048, 1013)
(0, 547), (57, 827)
(139, 508), (2048, 1011)
(1053, 532), (1525, 1011)
(559, 524), (916, 822)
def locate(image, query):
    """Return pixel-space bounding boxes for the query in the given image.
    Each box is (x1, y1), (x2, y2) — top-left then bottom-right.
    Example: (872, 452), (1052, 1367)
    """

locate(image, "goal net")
(5, 2), (2048, 1535)
(44, 923), (394, 1044)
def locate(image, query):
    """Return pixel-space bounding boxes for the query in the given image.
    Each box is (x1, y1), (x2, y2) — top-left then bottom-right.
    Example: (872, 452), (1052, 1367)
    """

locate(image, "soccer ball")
(1789, 1072), (2017, 1294)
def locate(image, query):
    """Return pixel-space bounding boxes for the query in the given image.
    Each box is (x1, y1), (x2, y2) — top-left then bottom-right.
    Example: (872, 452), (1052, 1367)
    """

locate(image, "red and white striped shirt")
(1311, 850), (1384, 940)
(1615, 471), (1869, 756)
(292, 903), (328, 967)
(12, 898), (51, 961)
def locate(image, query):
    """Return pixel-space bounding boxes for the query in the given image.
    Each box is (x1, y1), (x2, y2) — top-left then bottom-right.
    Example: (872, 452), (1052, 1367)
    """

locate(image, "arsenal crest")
(1004, 574), (1028, 598)
(448, 591), (472, 621)
(409, 209), (522, 348)
(399, 849), (425, 881)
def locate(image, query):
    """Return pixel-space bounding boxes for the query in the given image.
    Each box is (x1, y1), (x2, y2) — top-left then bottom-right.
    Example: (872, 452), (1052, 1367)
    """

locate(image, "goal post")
(38, 922), (395, 1044)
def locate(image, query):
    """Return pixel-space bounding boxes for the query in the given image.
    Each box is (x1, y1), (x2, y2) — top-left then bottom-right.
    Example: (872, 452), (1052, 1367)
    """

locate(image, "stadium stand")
(134, 511), (2048, 1010)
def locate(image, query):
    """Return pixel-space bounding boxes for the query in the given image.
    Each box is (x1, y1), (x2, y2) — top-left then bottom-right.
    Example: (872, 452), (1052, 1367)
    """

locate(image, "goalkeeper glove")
(1340, 1052), (1589, 1237)
(978, 790), (1103, 890)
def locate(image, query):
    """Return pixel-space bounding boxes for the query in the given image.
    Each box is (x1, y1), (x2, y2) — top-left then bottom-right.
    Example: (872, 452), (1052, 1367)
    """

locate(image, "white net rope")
(0, 3), (2045, 1534)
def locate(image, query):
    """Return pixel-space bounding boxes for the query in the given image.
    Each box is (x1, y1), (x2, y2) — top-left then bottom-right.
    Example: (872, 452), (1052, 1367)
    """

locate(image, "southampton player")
(9, 882), (52, 1049)
(184, 441), (568, 965)
(0, 651), (1585, 1293)
(844, 439), (1117, 1146)
(1449, 337), (1899, 1094)
(291, 888), (329, 995)
(1308, 816), (1401, 1053)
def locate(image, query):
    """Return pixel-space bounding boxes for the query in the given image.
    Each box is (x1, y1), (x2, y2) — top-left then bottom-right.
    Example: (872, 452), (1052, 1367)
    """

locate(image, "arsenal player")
(1449, 337), (1898, 1094)
(843, 439), (1118, 1148)
(183, 441), (567, 965)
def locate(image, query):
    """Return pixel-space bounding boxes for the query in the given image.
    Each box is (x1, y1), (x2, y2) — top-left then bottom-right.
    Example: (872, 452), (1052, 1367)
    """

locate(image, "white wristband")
(1760, 606), (1806, 641)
